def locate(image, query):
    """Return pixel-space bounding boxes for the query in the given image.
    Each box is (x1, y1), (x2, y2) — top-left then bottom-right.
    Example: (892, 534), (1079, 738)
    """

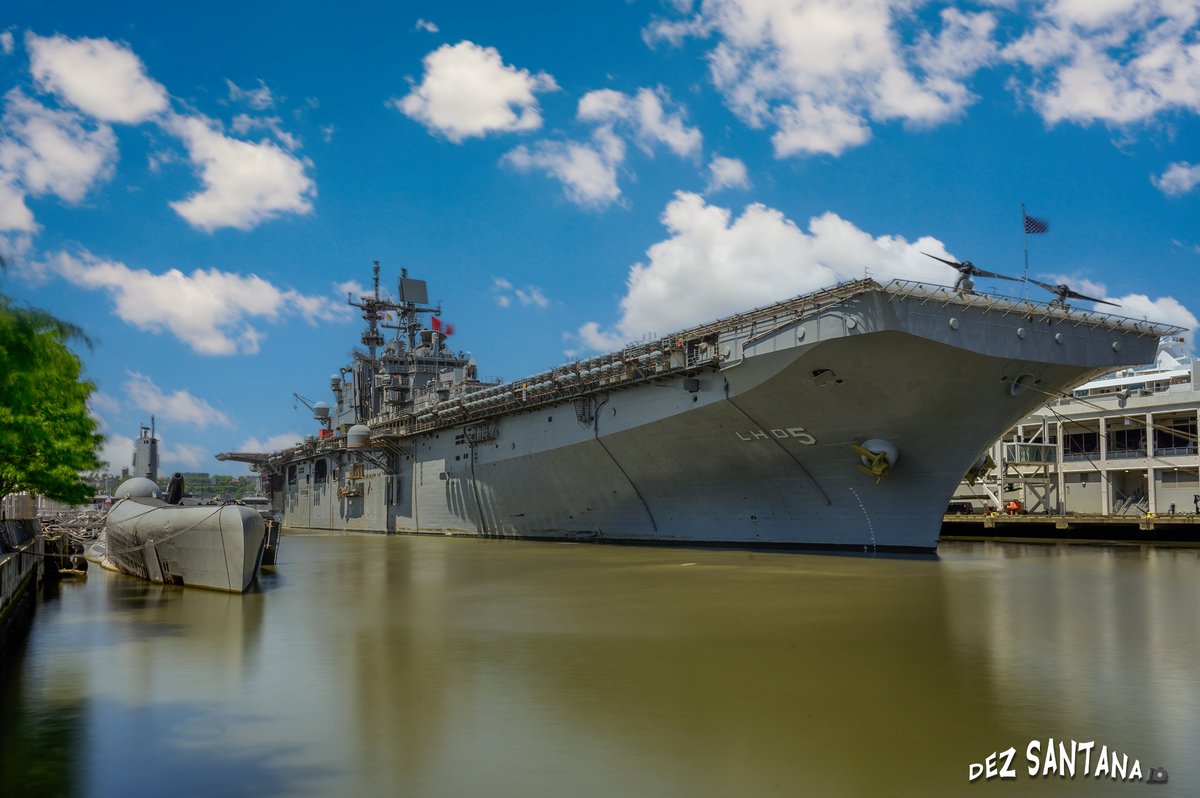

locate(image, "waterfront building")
(957, 338), (1199, 516)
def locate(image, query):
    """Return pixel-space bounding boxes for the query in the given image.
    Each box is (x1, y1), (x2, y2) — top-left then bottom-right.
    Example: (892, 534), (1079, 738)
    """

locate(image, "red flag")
(432, 317), (454, 336)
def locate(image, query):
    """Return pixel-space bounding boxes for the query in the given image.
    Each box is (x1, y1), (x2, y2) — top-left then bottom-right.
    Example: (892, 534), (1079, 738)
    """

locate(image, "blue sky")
(2, 0), (1198, 475)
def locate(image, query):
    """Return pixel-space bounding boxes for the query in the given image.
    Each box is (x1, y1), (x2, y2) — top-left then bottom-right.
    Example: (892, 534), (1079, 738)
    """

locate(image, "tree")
(0, 294), (104, 506)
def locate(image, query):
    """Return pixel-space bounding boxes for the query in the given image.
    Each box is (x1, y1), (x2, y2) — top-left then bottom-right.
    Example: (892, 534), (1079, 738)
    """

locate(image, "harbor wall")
(0, 519), (42, 663)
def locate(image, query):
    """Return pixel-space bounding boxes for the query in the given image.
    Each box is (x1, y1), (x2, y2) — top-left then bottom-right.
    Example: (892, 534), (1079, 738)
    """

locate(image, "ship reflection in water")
(2, 536), (1198, 797)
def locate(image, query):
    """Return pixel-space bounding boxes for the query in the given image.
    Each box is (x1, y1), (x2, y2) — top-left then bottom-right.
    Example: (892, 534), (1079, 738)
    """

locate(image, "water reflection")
(2, 536), (1197, 797)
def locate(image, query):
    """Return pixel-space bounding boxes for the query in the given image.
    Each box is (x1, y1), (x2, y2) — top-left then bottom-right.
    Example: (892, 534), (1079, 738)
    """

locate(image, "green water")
(2, 535), (1197, 797)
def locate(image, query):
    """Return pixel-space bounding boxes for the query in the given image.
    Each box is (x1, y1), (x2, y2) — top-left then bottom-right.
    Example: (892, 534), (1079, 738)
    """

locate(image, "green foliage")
(0, 296), (103, 505)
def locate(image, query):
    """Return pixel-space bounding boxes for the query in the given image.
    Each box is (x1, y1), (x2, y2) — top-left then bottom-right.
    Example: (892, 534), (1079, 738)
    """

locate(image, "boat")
(90, 425), (266, 592)
(219, 263), (1179, 552)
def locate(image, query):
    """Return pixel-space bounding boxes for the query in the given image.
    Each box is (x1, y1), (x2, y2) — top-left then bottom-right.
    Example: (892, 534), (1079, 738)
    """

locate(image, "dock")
(1, 519), (44, 662)
(942, 512), (1200, 544)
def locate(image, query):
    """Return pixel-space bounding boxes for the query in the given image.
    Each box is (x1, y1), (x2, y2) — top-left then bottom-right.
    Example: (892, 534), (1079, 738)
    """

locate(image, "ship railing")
(884, 280), (1184, 337)
(366, 279), (892, 438)
(366, 351), (718, 438)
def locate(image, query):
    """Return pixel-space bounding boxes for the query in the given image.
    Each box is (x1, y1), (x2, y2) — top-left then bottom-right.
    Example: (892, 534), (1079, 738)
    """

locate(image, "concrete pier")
(942, 512), (1200, 544)
(0, 519), (43, 663)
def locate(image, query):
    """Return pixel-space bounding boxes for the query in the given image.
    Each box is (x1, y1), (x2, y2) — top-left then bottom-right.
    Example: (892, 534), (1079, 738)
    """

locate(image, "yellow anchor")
(853, 444), (892, 484)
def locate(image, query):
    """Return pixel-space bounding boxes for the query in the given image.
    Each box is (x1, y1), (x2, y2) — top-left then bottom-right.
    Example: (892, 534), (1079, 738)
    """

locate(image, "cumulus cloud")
(574, 191), (955, 348)
(124, 371), (231, 429)
(0, 89), (117, 231)
(415, 19), (439, 33)
(577, 87), (702, 157)
(1152, 161), (1200, 196)
(26, 32), (168, 124)
(504, 126), (626, 208)
(393, 41), (558, 142)
(163, 113), (315, 231)
(97, 431), (135, 473)
(42, 250), (350, 355)
(0, 32), (13, 56)
(158, 440), (207, 470)
(1106, 293), (1199, 334)
(705, 155), (749, 192)
(1003, 0), (1200, 125)
(505, 86), (702, 208)
(649, 0), (994, 157)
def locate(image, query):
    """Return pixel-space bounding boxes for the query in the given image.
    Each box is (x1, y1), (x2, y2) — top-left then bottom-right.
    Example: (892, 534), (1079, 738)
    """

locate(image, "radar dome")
(114, 477), (162, 500)
(347, 424), (371, 448)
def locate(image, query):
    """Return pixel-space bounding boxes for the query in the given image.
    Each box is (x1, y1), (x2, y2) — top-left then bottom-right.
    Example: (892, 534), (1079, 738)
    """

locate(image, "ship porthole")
(948, 318), (958, 330)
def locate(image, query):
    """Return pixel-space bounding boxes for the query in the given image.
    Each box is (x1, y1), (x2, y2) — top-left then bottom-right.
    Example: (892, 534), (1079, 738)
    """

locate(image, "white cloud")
(1003, 1), (1200, 125)
(504, 126), (626, 208)
(1152, 161), (1200, 196)
(42, 250), (350, 355)
(158, 440), (207, 471)
(226, 78), (275, 110)
(1105, 293), (1199, 334)
(124, 371), (232, 429)
(231, 113), (301, 151)
(705, 154), (749, 192)
(393, 41), (558, 142)
(0, 176), (34, 232)
(0, 89), (117, 230)
(415, 19), (439, 33)
(237, 432), (304, 452)
(652, 0), (991, 157)
(0, 32), (13, 56)
(506, 87), (700, 208)
(98, 432), (135, 473)
(575, 191), (953, 347)
(489, 277), (549, 307)
(163, 113), (315, 231)
(491, 276), (550, 308)
(577, 87), (702, 157)
(26, 32), (168, 124)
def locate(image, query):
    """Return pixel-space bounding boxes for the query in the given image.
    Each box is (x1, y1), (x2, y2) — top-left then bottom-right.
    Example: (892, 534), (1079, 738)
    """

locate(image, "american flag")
(1023, 214), (1048, 234)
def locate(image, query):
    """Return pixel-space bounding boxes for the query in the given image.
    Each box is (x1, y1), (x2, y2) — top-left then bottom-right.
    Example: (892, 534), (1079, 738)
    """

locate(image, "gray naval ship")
(220, 262), (1179, 552)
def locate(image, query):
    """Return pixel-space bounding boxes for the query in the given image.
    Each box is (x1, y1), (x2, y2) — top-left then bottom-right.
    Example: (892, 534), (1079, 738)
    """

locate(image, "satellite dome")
(114, 477), (162, 500)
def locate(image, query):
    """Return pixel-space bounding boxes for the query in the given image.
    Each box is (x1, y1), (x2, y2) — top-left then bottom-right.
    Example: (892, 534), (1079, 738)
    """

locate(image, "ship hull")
(277, 285), (1165, 551)
(98, 500), (266, 592)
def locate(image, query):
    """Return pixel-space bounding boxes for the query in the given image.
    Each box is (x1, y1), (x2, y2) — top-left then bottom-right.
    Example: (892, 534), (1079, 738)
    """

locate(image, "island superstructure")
(221, 262), (1179, 551)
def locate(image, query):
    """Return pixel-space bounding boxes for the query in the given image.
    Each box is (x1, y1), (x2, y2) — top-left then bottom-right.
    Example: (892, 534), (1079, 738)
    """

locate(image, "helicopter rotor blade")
(1063, 288), (1120, 306)
(970, 267), (1021, 282)
(1025, 277), (1058, 292)
(920, 251), (964, 269)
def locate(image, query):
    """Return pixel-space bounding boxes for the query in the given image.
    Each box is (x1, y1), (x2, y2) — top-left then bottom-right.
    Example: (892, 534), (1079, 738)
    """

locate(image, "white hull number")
(736, 427), (817, 444)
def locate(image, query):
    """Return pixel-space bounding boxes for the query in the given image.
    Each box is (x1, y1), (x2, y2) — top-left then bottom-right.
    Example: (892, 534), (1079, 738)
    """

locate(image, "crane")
(293, 392), (333, 431)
